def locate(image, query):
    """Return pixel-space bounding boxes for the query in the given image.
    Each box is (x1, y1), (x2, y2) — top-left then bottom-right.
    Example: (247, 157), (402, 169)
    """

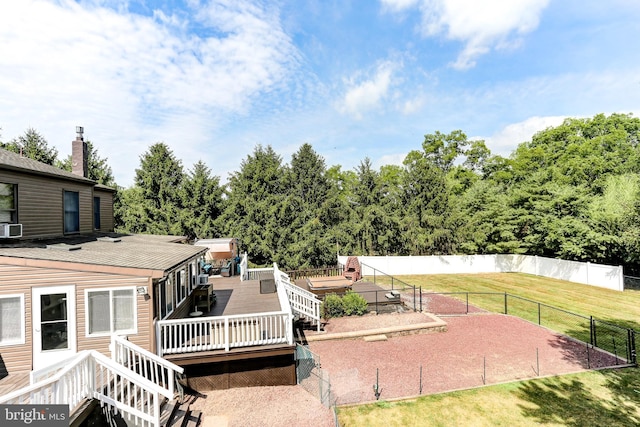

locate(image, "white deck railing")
(244, 266), (275, 281)
(273, 264), (322, 332)
(0, 350), (167, 427)
(240, 252), (249, 281)
(157, 311), (293, 355)
(111, 335), (184, 397)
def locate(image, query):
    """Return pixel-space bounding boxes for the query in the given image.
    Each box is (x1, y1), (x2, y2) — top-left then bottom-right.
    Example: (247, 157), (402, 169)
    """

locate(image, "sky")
(1, 0), (639, 187)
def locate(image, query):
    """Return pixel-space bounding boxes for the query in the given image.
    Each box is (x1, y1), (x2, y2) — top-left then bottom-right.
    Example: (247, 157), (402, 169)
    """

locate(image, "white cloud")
(383, 0), (550, 69)
(380, 0), (420, 13)
(0, 0), (298, 185)
(375, 152), (407, 168)
(339, 62), (397, 119)
(399, 96), (425, 115)
(482, 115), (566, 156)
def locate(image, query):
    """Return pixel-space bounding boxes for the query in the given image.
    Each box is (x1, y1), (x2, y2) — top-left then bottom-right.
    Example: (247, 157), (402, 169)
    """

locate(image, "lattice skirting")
(184, 354), (296, 391)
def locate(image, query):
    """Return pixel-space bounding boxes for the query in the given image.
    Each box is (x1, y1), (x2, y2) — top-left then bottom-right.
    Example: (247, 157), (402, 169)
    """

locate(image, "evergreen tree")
(180, 160), (224, 240)
(133, 142), (185, 235)
(2, 128), (58, 165)
(58, 140), (116, 186)
(216, 145), (286, 267)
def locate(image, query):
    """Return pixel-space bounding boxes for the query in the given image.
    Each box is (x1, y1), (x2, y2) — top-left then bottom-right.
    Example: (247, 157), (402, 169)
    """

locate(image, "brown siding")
(0, 170), (96, 238)
(0, 264), (154, 374)
(93, 189), (114, 232)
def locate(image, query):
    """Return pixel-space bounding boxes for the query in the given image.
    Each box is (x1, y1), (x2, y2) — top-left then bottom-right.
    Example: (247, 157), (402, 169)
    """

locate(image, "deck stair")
(0, 336), (196, 427)
(162, 394), (202, 427)
(273, 264), (322, 332)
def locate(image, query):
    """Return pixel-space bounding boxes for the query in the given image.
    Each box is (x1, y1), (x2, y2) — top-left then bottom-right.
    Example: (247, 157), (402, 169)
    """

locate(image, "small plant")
(342, 290), (368, 316)
(322, 293), (344, 318)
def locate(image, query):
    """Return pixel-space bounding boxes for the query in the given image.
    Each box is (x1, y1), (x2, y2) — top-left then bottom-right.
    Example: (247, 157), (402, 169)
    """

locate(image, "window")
(64, 191), (79, 233)
(0, 183), (17, 223)
(176, 269), (186, 304)
(0, 294), (25, 346)
(86, 288), (136, 335)
(165, 276), (174, 316)
(93, 197), (101, 230)
(190, 261), (197, 290)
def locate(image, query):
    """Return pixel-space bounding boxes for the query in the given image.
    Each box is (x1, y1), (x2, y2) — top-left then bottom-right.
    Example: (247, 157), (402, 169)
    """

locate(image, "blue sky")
(1, 0), (639, 187)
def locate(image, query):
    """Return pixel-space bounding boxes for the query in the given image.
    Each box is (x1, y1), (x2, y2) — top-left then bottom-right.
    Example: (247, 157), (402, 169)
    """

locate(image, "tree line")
(3, 113), (640, 272)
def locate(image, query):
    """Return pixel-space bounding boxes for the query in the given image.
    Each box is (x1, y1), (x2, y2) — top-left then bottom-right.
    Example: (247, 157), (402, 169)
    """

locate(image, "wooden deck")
(293, 278), (401, 306)
(193, 275), (281, 317)
(0, 371), (30, 397)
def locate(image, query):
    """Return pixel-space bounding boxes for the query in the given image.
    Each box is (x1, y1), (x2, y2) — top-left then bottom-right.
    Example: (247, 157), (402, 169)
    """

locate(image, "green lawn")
(369, 272), (640, 331)
(338, 368), (640, 427)
(340, 273), (640, 426)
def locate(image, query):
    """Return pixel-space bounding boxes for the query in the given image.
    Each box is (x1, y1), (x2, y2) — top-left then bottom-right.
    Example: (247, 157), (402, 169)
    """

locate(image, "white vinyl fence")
(338, 254), (624, 292)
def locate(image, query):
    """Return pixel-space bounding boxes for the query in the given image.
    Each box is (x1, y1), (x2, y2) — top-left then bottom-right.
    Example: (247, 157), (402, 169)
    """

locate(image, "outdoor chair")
(220, 260), (232, 277)
(200, 259), (214, 275)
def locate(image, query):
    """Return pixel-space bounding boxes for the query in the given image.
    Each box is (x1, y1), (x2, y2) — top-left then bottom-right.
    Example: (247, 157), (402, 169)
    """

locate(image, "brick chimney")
(71, 126), (88, 178)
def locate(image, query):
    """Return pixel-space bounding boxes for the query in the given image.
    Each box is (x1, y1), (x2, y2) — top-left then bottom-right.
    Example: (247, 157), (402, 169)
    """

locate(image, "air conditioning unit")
(198, 274), (209, 285)
(0, 223), (22, 238)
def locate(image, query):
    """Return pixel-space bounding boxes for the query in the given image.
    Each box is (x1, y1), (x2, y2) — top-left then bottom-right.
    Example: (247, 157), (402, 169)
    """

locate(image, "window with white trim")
(0, 294), (24, 346)
(165, 276), (174, 316)
(86, 288), (136, 336)
(190, 261), (197, 290)
(176, 269), (186, 304)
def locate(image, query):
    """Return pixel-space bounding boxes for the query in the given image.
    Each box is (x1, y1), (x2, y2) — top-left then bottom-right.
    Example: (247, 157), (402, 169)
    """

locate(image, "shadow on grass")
(516, 369), (640, 426)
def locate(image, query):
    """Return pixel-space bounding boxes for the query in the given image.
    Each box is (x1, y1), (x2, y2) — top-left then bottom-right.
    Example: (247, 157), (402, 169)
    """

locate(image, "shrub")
(342, 290), (368, 316)
(322, 293), (344, 318)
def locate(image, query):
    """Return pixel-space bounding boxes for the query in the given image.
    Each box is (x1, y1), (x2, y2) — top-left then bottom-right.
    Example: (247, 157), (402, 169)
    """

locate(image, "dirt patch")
(190, 385), (335, 427)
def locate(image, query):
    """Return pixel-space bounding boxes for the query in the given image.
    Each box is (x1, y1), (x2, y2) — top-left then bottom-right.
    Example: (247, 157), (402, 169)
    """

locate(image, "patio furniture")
(220, 260), (232, 277)
(259, 272), (276, 294)
(200, 259), (214, 275)
(194, 284), (215, 313)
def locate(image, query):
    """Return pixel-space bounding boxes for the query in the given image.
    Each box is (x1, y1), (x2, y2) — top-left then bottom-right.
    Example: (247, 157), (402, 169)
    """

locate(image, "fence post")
(466, 292), (469, 314)
(375, 291), (378, 315)
(538, 302), (541, 325)
(628, 329), (637, 365)
(420, 286), (422, 312)
(504, 292), (508, 315)
(413, 286), (416, 311)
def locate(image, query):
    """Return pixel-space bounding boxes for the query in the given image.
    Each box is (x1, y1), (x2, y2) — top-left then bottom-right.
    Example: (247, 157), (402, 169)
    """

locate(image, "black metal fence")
(420, 290), (637, 365)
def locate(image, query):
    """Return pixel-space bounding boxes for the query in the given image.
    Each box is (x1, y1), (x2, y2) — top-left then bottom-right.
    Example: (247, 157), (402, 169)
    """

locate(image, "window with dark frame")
(0, 183), (17, 223)
(64, 190), (80, 233)
(93, 196), (101, 230)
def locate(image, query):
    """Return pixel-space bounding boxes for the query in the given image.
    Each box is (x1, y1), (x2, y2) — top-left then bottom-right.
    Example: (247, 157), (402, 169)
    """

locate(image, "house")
(0, 129), (322, 423)
(0, 129), (209, 377)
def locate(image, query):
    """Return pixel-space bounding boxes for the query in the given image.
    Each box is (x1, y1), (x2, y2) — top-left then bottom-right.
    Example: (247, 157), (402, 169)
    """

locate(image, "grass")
(338, 368), (640, 426)
(367, 272), (640, 330)
(339, 273), (640, 426)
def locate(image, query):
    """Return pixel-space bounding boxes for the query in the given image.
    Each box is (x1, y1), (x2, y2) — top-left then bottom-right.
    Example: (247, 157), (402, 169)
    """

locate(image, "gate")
(295, 344), (334, 407)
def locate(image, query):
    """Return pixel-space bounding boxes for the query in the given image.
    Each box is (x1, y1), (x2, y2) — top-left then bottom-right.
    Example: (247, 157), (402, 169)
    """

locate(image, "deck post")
(224, 317), (230, 352)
